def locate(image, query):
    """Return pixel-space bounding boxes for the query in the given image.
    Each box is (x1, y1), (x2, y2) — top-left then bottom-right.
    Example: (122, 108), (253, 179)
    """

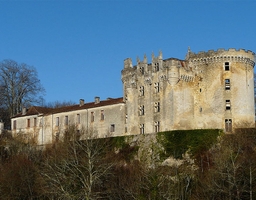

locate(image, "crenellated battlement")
(187, 48), (255, 67)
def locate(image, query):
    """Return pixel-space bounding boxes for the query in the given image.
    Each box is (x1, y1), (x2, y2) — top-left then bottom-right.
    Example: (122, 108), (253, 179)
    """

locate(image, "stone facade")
(11, 48), (255, 145)
(11, 98), (125, 145)
(121, 48), (255, 134)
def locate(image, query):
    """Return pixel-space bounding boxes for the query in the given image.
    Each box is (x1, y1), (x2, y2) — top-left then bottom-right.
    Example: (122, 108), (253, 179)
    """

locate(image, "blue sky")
(0, 0), (255, 105)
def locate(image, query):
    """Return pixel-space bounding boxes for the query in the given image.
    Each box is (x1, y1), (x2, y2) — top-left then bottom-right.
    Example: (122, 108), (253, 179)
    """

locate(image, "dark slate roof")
(12, 97), (124, 118)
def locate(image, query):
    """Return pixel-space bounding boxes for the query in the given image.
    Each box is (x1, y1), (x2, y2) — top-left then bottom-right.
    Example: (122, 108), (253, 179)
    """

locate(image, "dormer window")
(225, 62), (230, 71)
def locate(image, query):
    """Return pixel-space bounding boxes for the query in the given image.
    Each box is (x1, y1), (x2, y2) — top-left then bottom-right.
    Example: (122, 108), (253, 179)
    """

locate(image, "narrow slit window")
(101, 110), (104, 121)
(56, 117), (59, 126)
(77, 114), (80, 124)
(13, 120), (16, 130)
(91, 112), (94, 122)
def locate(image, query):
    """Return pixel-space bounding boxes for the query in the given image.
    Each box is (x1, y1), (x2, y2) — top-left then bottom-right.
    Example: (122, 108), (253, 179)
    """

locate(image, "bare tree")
(40, 127), (114, 200)
(0, 60), (45, 118)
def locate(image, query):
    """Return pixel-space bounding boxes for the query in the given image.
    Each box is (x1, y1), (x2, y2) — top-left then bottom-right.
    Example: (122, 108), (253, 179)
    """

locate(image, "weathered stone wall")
(122, 48), (255, 134)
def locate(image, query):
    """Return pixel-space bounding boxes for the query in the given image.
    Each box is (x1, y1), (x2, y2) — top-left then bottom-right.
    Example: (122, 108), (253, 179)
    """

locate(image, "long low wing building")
(11, 97), (125, 145)
(11, 48), (255, 145)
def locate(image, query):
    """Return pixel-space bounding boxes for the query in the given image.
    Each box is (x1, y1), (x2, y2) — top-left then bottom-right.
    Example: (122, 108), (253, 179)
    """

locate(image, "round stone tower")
(187, 48), (255, 131)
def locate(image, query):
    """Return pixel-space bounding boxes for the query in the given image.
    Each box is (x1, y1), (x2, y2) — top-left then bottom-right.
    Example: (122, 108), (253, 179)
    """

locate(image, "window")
(34, 118), (37, 127)
(154, 63), (159, 72)
(225, 119), (232, 132)
(125, 114), (128, 124)
(125, 127), (127, 133)
(139, 105), (145, 116)
(140, 67), (144, 74)
(225, 79), (230, 90)
(91, 112), (94, 122)
(225, 62), (230, 71)
(154, 102), (160, 112)
(101, 110), (104, 121)
(154, 82), (160, 93)
(200, 107), (202, 112)
(65, 116), (68, 125)
(110, 124), (115, 132)
(56, 117), (59, 126)
(140, 124), (144, 134)
(13, 120), (16, 130)
(226, 100), (231, 110)
(27, 119), (30, 128)
(77, 114), (80, 124)
(139, 86), (144, 96)
(154, 121), (160, 132)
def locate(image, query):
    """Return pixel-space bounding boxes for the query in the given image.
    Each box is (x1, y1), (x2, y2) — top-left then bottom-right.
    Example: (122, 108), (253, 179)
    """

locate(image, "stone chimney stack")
(0, 120), (4, 134)
(22, 107), (27, 115)
(95, 96), (100, 104)
(79, 99), (85, 106)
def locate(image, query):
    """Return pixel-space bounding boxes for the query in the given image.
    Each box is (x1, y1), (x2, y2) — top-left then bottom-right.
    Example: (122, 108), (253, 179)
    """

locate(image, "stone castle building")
(11, 48), (255, 145)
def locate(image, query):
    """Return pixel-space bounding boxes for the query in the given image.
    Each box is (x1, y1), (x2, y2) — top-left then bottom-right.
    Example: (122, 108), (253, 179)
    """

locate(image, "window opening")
(154, 102), (160, 112)
(154, 121), (160, 132)
(225, 62), (230, 71)
(56, 117), (59, 126)
(225, 119), (232, 132)
(139, 105), (145, 116)
(77, 114), (80, 124)
(139, 86), (144, 96)
(91, 112), (94, 122)
(155, 63), (159, 72)
(154, 82), (160, 93)
(225, 79), (230, 90)
(140, 124), (144, 134)
(140, 67), (144, 74)
(65, 116), (68, 126)
(101, 110), (104, 121)
(13, 120), (16, 130)
(226, 100), (231, 110)
(110, 124), (115, 132)
(34, 118), (37, 127)
(27, 119), (30, 128)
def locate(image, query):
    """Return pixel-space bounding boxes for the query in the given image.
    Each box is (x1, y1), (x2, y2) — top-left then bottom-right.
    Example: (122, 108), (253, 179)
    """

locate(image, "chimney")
(79, 99), (85, 106)
(22, 107), (27, 115)
(0, 120), (3, 134)
(95, 96), (100, 104)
